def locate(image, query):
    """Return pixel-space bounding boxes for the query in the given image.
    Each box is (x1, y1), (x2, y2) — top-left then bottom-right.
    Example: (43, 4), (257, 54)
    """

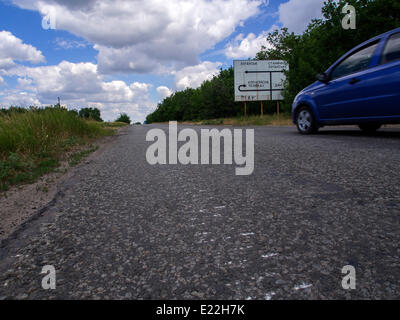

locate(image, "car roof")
(353, 27), (400, 51)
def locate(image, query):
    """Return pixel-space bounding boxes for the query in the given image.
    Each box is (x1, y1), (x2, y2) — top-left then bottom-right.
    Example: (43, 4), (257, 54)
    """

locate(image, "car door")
(314, 40), (381, 120)
(364, 31), (400, 117)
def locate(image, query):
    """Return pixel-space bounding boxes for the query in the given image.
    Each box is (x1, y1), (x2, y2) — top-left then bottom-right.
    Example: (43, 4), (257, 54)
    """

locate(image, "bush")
(116, 113), (131, 124)
(78, 107), (103, 122)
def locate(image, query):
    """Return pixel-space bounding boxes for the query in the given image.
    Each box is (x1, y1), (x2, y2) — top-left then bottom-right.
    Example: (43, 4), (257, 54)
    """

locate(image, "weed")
(0, 107), (118, 192)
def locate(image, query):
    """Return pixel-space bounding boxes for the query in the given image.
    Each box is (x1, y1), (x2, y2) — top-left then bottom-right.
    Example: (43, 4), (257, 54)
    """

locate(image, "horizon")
(0, 0), (326, 122)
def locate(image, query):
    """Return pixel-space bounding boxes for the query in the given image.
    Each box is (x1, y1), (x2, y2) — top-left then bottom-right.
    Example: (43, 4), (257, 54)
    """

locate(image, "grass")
(182, 114), (293, 126)
(100, 121), (129, 128)
(68, 145), (99, 167)
(0, 107), (127, 192)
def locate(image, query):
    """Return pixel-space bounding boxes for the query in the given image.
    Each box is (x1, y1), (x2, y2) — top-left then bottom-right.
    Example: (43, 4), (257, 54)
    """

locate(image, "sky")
(0, 0), (326, 122)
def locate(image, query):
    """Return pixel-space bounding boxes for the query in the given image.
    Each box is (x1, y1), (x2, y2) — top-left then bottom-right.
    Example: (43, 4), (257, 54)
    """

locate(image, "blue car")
(292, 27), (400, 134)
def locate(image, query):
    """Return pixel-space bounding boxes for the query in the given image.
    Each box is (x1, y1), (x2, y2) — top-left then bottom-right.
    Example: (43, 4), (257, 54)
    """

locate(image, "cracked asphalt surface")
(0, 124), (399, 300)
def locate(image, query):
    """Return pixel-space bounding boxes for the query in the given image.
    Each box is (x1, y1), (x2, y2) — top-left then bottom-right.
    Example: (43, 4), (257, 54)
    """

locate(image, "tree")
(116, 113), (131, 124)
(69, 109), (79, 117)
(146, 67), (243, 123)
(78, 107), (103, 122)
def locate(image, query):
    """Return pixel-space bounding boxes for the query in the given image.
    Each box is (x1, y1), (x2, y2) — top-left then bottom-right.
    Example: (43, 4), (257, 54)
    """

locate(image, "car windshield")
(331, 41), (379, 79)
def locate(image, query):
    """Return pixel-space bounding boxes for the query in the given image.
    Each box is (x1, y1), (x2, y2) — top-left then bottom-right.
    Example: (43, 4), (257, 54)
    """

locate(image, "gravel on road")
(0, 124), (399, 300)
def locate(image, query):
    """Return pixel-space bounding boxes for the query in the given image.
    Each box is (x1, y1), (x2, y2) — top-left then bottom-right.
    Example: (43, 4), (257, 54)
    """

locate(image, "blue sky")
(0, 0), (325, 122)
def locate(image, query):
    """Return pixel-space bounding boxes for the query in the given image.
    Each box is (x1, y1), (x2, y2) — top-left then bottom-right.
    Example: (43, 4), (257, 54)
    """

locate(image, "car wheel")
(296, 107), (318, 134)
(358, 123), (382, 132)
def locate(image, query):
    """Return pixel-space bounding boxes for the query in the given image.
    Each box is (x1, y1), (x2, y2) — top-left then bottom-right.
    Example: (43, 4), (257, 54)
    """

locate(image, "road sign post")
(277, 101), (280, 117)
(261, 101), (263, 117)
(234, 61), (289, 115)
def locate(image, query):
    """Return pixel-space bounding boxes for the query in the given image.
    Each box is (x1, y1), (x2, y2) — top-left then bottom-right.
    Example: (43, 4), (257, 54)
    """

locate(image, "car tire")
(358, 123), (382, 132)
(296, 107), (318, 134)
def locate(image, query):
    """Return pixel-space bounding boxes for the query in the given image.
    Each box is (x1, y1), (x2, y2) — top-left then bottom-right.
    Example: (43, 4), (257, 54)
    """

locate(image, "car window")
(330, 41), (379, 80)
(381, 32), (400, 64)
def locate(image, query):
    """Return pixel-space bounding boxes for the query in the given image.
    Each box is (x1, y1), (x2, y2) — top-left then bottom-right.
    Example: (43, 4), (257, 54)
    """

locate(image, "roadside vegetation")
(146, 0), (400, 124)
(116, 113), (132, 124)
(77, 107), (103, 122)
(0, 106), (127, 192)
(181, 114), (292, 126)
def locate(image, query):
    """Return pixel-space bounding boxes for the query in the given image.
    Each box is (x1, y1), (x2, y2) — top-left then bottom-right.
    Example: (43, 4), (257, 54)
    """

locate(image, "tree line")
(146, 0), (400, 123)
(1, 106), (132, 124)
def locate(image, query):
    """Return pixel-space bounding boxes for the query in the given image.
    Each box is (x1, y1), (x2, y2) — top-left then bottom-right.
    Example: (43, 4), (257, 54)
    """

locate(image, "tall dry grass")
(0, 107), (116, 191)
(0, 107), (108, 156)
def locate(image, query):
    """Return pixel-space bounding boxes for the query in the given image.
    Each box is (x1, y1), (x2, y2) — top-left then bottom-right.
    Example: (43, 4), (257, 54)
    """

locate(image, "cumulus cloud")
(0, 58), (16, 72)
(0, 89), (41, 106)
(17, 77), (34, 90)
(225, 0), (325, 59)
(55, 37), (88, 50)
(278, 0), (324, 34)
(0, 31), (45, 64)
(12, 0), (262, 74)
(174, 61), (222, 90)
(4, 61), (155, 122)
(225, 29), (275, 59)
(157, 86), (173, 101)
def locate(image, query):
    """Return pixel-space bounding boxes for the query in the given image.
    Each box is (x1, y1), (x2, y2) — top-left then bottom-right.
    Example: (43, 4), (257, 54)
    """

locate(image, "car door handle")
(349, 78), (361, 85)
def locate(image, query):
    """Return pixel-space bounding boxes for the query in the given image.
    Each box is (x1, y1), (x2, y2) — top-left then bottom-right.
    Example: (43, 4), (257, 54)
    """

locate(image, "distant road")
(1, 124), (399, 299)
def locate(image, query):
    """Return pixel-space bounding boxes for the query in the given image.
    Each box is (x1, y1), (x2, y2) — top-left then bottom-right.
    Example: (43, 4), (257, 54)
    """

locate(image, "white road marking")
(265, 292), (276, 300)
(261, 253), (278, 258)
(294, 283), (312, 290)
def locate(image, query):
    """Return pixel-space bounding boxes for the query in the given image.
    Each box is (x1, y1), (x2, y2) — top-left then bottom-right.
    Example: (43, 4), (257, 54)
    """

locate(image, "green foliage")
(0, 106), (112, 192)
(116, 113), (131, 124)
(68, 145), (99, 167)
(78, 107), (103, 122)
(101, 121), (129, 128)
(200, 114), (292, 126)
(0, 151), (59, 192)
(146, 0), (399, 121)
(147, 67), (257, 123)
(69, 109), (79, 117)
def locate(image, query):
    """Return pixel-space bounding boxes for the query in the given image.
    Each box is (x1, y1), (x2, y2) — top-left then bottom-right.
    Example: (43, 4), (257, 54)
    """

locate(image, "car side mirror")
(316, 73), (329, 83)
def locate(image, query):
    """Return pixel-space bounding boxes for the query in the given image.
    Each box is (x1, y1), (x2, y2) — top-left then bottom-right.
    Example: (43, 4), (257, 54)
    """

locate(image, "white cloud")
(157, 86), (173, 101)
(0, 31), (45, 64)
(174, 61), (222, 90)
(0, 76), (4, 85)
(12, 0), (262, 74)
(225, 29), (275, 59)
(278, 0), (324, 34)
(0, 58), (16, 72)
(17, 77), (33, 89)
(55, 37), (88, 50)
(0, 89), (41, 106)
(224, 0), (326, 59)
(4, 61), (155, 122)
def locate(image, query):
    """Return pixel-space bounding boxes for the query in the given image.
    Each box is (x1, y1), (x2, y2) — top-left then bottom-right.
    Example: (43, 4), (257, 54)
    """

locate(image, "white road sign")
(234, 60), (289, 102)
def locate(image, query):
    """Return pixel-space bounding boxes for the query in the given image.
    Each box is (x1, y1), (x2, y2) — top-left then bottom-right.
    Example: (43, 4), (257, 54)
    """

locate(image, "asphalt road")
(0, 124), (399, 300)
